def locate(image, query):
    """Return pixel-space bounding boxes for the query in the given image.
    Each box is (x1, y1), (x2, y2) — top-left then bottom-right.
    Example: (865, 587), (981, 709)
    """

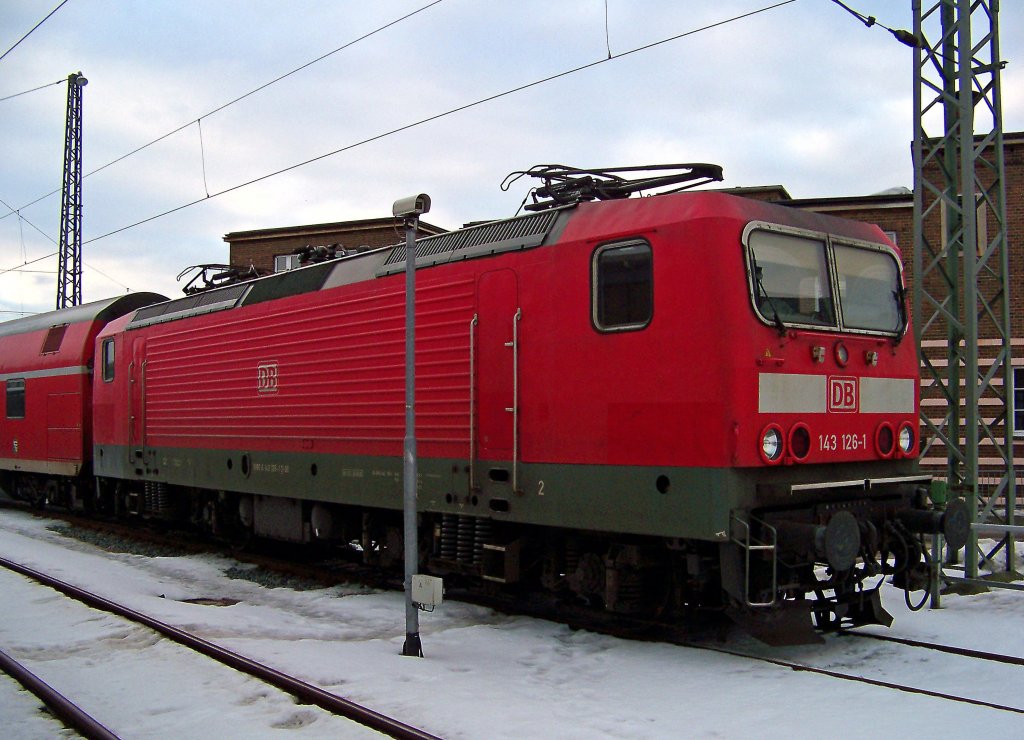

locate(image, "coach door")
(128, 338), (146, 465)
(475, 269), (521, 490)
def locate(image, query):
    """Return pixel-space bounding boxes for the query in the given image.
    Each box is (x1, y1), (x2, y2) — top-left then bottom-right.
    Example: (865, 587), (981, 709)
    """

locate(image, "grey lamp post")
(394, 193), (430, 658)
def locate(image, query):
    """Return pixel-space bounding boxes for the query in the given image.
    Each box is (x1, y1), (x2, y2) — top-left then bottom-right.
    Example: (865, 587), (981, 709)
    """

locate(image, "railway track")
(0, 554), (440, 740)
(5, 501), (1024, 731)
(685, 631), (1024, 716)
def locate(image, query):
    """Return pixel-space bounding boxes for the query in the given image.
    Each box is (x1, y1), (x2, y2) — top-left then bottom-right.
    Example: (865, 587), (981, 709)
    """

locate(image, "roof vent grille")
(378, 209), (561, 276)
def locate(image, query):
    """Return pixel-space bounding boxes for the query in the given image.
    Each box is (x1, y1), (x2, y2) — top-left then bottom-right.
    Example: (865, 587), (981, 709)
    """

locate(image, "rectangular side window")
(274, 254), (302, 272)
(593, 240), (652, 331)
(6, 379), (25, 419)
(1015, 367), (1024, 439)
(102, 338), (116, 382)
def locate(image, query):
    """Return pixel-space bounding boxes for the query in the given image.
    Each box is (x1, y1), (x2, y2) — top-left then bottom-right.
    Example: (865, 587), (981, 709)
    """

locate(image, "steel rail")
(0, 555), (441, 740)
(841, 631), (1024, 667)
(685, 640), (1024, 715)
(0, 647), (118, 740)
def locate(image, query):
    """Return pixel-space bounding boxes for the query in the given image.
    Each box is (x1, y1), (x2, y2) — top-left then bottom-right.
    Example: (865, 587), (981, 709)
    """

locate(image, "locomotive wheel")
(568, 552), (606, 605)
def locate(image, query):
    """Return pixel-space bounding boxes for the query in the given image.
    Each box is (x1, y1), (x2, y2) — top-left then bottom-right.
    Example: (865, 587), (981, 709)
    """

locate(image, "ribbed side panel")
(140, 276), (475, 456)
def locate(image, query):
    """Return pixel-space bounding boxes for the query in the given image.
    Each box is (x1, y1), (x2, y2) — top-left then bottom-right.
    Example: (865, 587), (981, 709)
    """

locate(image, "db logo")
(257, 362), (279, 394)
(828, 376), (858, 413)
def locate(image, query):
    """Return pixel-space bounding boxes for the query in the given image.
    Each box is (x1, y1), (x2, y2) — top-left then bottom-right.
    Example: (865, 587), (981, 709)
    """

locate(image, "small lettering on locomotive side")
(252, 462), (290, 474)
(827, 376), (858, 413)
(257, 361), (279, 394)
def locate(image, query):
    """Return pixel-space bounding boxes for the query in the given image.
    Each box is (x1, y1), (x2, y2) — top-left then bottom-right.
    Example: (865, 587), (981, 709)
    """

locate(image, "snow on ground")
(2, 505), (1023, 739)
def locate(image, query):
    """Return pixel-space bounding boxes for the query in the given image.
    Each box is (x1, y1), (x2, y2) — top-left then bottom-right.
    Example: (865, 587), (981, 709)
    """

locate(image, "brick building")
(224, 217), (446, 275)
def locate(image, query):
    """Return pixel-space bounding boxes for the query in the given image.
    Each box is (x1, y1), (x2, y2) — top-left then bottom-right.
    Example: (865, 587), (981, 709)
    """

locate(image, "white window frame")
(274, 254), (302, 273)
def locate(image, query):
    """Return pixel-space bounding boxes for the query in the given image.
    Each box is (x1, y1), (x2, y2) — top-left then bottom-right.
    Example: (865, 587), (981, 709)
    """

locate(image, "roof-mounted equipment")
(177, 264), (267, 295)
(502, 162), (724, 212)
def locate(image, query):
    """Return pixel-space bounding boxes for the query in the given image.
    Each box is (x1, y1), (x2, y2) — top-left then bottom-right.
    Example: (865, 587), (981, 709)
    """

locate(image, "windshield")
(747, 226), (902, 335)
(834, 243), (902, 332)
(749, 229), (836, 327)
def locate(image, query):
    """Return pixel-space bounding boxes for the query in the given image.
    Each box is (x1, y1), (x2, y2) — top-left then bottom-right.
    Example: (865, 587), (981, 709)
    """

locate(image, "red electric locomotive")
(1, 166), (967, 643)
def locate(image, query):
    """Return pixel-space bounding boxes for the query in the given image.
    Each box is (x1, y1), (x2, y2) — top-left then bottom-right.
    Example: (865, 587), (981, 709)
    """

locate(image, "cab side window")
(101, 338), (116, 382)
(593, 240), (653, 331)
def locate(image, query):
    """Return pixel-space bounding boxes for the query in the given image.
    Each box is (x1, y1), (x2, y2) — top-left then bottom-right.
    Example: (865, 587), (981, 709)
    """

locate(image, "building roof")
(223, 217), (446, 244)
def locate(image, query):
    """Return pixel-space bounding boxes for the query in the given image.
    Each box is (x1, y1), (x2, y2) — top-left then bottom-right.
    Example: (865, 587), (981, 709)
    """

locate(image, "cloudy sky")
(1, 0), (1021, 316)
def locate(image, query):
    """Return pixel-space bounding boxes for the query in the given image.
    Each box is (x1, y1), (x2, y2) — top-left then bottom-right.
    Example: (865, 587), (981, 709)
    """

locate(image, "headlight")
(760, 424), (784, 463)
(897, 422), (916, 456)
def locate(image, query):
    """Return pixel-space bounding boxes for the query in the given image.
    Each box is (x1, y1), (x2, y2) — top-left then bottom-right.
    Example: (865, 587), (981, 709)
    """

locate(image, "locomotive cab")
(720, 217), (965, 642)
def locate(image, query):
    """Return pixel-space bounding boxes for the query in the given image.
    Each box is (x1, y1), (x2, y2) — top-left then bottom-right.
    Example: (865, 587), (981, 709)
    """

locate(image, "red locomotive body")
(2, 189), (965, 642)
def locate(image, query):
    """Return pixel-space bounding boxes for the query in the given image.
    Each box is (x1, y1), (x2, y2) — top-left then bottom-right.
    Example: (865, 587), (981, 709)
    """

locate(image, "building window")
(102, 338), (116, 382)
(593, 240), (653, 331)
(940, 195), (988, 256)
(6, 378), (25, 419)
(1015, 367), (1024, 438)
(274, 254), (302, 273)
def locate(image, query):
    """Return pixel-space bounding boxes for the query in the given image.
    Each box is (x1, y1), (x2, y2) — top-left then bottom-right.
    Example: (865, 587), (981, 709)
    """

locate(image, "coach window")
(593, 240), (653, 331)
(6, 379), (25, 419)
(101, 338), (116, 382)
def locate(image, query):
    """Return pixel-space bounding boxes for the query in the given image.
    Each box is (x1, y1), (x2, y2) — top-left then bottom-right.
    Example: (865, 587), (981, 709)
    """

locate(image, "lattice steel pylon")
(912, 0), (1014, 580)
(56, 71), (87, 309)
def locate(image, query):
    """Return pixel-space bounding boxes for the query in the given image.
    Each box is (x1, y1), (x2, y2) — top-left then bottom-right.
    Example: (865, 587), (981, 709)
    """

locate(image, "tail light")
(788, 423), (811, 462)
(875, 422), (895, 458)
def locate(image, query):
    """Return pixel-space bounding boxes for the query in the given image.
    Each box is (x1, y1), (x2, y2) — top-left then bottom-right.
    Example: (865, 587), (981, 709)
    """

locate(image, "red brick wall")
(226, 222), (442, 275)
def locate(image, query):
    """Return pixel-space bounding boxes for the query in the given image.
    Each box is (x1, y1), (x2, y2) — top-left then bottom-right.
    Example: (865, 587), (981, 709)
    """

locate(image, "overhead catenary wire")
(83, 0), (798, 246)
(603, 0), (612, 59)
(198, 119), (211, 198)
(0, 78), (66, 103)
(0, 247), (131, 290)
(0, 196), (131, 290)
(2, 0), (797, 283)
(0, 196), (55, 247)
(0, 0), (72, 64)
(1, 0), (447, 219)
(0, 251), (57, 277)
(828, 0), (920, 46)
